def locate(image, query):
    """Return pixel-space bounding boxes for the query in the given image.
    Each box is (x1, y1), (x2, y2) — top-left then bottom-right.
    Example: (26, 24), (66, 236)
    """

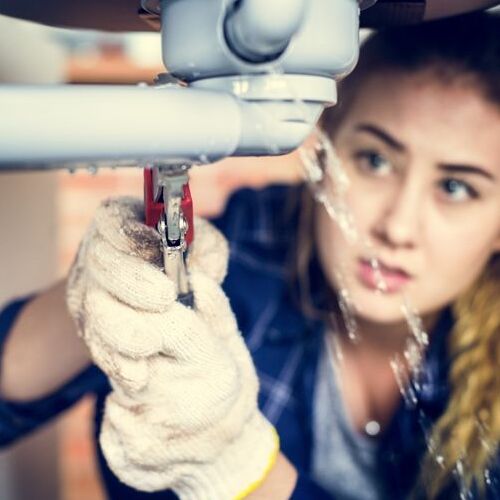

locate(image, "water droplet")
(337, 285), (359, 343)
(453, 458), (474, 500)
(401, 298), (429, 348)
(404, 338), (423, 382)
(484, 469), (492, 486)
(299, 147), (323, 183)
(367, 255), (388, 293)
(329, 334), (344, 363)
(316, 129), (350, 193)
(298, 131), (359, 244)
(390, 355), (417, 408)
(87, 165), (99, 175)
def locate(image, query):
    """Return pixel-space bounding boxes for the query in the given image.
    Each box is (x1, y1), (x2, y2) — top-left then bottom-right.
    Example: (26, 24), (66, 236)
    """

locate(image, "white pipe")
(236, 100), (322, 155)
(0, 85), (242, 167)
(224, 0), (307, 62)
(0, 83), (323, 169)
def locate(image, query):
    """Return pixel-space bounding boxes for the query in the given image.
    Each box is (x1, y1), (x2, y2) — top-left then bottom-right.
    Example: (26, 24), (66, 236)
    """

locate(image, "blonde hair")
(418, 257), (500, 498)
(291, 12), (500, 498)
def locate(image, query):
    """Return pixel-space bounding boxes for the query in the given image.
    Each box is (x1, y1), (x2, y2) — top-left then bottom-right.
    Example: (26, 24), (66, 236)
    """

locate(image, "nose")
(371, 176), (422, 250)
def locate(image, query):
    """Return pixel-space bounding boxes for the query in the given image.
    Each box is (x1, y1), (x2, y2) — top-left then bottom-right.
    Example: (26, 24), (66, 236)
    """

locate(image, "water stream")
(295, 122), (479, 493)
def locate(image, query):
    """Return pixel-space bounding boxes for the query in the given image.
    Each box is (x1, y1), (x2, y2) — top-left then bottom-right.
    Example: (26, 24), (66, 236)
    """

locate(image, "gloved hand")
(66, 197), (279, 499)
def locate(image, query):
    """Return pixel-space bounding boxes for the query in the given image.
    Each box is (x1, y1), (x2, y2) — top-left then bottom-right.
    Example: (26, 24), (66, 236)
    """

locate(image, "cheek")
(426, 226), (495, 286)
(345, 190), (376, 233)
(414, 206), (500, 309)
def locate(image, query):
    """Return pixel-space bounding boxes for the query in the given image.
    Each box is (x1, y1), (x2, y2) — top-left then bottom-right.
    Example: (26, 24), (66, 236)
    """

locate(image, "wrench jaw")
(144, 164), (194, 307)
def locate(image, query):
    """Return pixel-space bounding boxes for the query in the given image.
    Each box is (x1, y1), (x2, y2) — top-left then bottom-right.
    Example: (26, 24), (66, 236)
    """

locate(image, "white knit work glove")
(66, 197), (279, 499)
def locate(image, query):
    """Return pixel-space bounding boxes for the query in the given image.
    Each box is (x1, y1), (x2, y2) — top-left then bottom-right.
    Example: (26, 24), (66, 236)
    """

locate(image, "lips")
(357, 258), (412, 293)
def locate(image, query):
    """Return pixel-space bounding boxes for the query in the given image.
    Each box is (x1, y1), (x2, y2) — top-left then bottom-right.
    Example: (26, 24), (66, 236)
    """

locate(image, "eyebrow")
(355, 123), (496, 182)
(355, 123), (406, 152)
(438, 164), (496, 182)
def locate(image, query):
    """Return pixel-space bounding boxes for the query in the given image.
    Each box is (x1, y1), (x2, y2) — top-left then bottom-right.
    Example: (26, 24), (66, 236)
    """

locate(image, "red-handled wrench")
(144, 165), (194, 307)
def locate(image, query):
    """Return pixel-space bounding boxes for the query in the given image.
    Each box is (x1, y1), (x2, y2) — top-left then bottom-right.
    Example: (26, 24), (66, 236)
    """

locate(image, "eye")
(354, 150), (393, 176)
(438, 178), (479, 202)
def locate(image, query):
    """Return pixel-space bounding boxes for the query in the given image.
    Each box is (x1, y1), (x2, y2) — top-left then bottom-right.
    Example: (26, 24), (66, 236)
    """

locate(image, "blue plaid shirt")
(1, 185), (499, 499)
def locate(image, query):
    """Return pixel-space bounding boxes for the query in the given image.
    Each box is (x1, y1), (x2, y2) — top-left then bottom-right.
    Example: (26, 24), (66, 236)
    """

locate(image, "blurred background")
(0, 13), (303, 500)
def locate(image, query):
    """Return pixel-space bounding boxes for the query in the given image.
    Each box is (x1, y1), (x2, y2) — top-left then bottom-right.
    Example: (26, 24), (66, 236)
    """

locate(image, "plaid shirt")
(1, 185), (499, 499)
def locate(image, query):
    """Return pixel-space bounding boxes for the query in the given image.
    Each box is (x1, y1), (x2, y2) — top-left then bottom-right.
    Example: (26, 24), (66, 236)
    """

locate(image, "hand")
(66, 197), (279, 499)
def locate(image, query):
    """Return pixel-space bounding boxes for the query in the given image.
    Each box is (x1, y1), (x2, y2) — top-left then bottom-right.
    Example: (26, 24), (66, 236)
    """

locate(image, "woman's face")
(316, 71), (500, 324)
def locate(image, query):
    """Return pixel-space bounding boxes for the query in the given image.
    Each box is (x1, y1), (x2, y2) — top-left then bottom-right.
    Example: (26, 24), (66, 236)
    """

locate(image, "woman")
(1, 12), (499, 499)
